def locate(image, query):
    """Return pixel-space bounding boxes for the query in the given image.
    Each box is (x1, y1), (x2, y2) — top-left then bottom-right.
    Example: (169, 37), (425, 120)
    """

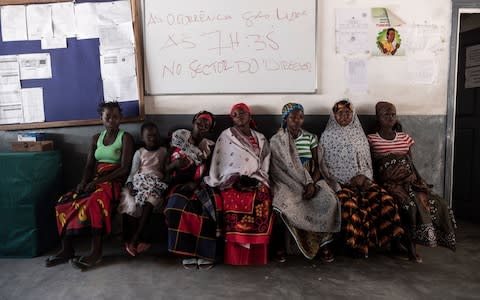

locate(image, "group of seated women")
(45, 99), (456, 270)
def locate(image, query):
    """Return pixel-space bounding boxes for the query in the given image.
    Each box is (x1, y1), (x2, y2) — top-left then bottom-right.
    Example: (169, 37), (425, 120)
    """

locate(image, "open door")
(452, 13), (480, 222)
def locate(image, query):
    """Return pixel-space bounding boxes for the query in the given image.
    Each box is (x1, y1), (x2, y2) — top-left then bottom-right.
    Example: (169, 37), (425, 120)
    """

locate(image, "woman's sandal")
(182, 258), (198, 270)
(273, 250), (287, 263)
(70, 256), (103, 271)
(197, 258), (214, 270)
(320, 247), (335, 263)
(409, 254), (423, 263)
(136, 243), (151, 254)
(125, 243), (137, 257)
(45, 255), (73, 267)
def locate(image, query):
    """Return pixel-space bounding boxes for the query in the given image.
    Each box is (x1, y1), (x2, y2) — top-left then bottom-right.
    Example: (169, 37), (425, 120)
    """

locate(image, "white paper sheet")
(41, 36), (67, 49)
(0, 104), (23, 124)
(26, 4), (53, 40)
(96, 0), (132, 25)
(345, 58), (368, 93)
(335, 9), (370, 54)
(407, 24), (444, 54)
(466, 44), (480, 68)
(100, 48), (136, 79)
(0, 90), (22, 106)
(1, 5), (28, 42)
(407, 58), (437, 85)
(103, 76), (138, 102)
(99, 22), (134, 50)
(465, 65), (480, 89)
(0, 55), (21, 107)
(21, 88), (45, 123)
(0, 55), (21, 93)
(74, 2), (99, 40)
(18, 53), (52, 80)
(51, 2), (76, 38)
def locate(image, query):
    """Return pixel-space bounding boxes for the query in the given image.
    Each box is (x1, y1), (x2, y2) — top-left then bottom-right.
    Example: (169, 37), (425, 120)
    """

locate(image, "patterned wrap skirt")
(337, 183), (404, 256)
(164, 186), (217, 260)
(215, 183), (274, 265)
(377, 154), (456, 251)
(55, 163), (122, 237)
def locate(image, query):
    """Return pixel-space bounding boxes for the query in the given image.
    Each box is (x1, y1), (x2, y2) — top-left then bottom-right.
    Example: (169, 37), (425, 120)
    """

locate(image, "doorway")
(450, 11), (480, 222)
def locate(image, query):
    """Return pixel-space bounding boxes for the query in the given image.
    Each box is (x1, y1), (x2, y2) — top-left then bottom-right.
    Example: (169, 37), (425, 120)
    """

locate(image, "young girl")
(118, 121), (169, 256)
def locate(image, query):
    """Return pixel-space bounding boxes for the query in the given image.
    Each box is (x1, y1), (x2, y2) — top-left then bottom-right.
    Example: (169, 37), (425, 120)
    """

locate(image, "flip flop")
(409, 254), (423, 263)
(125, 243), (137, 257)
(182, 258), (198, 270)
(71, 256), (103, 271)
(320, 248), (335, 263)
(273, 251), (287, 263)
(197, 258), (214, 270)
(45, 255), (71, 267)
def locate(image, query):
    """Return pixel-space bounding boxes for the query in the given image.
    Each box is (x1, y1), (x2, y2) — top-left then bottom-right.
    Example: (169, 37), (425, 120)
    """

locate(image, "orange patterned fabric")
(55, 163), (122, 236)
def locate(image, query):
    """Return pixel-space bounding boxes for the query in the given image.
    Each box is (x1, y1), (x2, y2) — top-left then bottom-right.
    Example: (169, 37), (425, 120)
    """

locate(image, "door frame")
(445, 2), (480, 207)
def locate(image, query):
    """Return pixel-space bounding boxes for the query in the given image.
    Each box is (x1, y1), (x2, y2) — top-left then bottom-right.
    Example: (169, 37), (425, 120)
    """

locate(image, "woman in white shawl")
(270, 103), (341, 262)
(320, 99), (404, 258)
(204, 103), (274, 265)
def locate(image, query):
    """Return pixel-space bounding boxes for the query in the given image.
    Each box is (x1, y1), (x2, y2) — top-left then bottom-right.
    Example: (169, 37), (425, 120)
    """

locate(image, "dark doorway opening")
(453, 12), (480, 222)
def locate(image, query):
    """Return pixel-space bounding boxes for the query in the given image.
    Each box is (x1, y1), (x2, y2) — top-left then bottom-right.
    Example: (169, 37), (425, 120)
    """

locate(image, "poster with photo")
(372, 8), (405, 56)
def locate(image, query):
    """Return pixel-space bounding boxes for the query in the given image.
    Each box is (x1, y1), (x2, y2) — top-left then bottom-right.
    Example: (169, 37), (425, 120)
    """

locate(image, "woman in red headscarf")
(164, 111), (217, 269)
(205, 103), (274, 265)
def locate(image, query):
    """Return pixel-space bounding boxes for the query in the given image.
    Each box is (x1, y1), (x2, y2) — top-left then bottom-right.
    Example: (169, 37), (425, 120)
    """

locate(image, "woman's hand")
(75, 182), (86, 193)
(84, 181), (98, 193)
(126, 182), (137, 196)
(176, 182), (197, 195)
(303, 183), (317, 200)
(233, 176), (258, 192)
(167, 156), (191, 172)
(350, 175), (370, 190)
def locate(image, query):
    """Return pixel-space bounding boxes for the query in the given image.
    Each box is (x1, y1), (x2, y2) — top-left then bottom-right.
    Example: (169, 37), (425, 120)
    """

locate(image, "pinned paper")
(335, 9), (370, 54)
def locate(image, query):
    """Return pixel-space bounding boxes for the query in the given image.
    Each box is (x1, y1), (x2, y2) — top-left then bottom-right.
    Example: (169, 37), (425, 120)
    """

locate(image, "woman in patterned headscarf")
(269, 103), (341, 262)
(368, 101), (456, 262)
(320, 99), (404, 258)
(205, 102), (274, 265)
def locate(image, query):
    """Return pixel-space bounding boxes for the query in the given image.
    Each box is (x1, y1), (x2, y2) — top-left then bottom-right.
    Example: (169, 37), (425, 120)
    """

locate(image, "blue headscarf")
(281, 103), (304, 128)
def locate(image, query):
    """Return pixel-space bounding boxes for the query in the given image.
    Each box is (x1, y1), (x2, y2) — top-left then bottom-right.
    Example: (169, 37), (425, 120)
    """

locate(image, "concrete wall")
(0, 115), (446, 196)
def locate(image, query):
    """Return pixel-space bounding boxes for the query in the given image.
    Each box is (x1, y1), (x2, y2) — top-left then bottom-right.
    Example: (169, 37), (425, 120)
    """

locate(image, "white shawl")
(319, 104), (373, 185)
(204, 127), (270, 188)
(270, 129), (341, 233)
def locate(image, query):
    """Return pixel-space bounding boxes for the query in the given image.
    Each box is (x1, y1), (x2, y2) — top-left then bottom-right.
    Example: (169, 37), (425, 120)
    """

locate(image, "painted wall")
(144, 0), (452, 116)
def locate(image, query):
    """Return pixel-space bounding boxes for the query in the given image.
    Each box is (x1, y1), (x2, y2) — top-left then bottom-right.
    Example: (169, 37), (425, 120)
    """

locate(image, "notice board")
(0, 0), (144, 130)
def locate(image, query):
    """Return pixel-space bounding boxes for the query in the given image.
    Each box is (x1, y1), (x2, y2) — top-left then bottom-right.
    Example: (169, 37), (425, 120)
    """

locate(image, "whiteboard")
(142, 0), (317, 94)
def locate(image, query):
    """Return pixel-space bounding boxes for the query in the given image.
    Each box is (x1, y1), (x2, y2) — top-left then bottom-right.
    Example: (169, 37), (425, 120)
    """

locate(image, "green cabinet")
(0, 151), (62, 257)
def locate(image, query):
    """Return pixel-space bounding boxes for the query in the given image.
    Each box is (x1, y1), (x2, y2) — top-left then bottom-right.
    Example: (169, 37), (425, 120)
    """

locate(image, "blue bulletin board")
(0, 0), (143, 130)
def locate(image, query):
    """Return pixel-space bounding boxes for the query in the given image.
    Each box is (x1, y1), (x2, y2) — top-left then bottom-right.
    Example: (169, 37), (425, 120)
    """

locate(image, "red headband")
(196, 113), (213, 124)
(230, 103), (251, 116)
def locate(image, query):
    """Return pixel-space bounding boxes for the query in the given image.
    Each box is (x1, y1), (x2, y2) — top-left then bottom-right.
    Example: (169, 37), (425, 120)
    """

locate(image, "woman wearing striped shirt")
(270, 103), (340, 262)
(368, 101), (456, 262)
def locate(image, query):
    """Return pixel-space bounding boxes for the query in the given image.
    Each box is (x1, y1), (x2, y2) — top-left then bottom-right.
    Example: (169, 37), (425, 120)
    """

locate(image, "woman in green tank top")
(46, 102), (134, 270)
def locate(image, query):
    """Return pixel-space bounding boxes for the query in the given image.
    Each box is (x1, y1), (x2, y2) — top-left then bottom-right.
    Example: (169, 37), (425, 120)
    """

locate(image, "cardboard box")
(11, 141), (54, 152)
